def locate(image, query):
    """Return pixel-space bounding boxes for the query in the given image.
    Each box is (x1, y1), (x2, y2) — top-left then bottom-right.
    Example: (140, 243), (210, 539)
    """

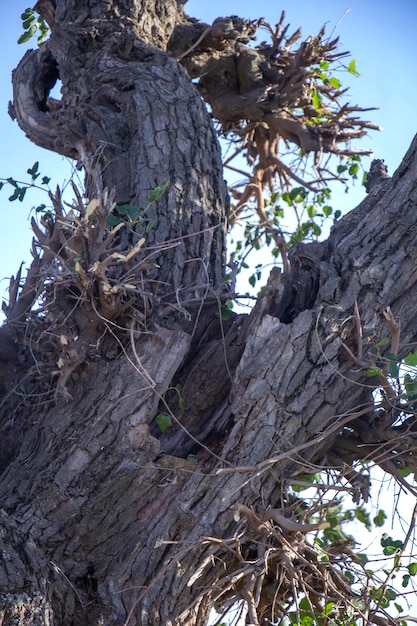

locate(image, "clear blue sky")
(1, 0), (416, 307)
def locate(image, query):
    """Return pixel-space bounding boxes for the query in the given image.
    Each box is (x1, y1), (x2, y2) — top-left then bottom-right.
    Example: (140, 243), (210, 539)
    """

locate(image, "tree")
(1, 1), (417, 625)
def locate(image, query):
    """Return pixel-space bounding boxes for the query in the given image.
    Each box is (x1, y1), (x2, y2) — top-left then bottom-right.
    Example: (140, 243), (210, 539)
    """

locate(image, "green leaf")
(155, 413), (172, 434)
(219, 306), (233, 320)
(348, 163), (359, 177)
(381, 587), (397, 607)
(356, 553), (369, 565)
(398, 466), (412, 477)
(324, 601), (334, 616)
(174, 384), (184, 409)
(381, 534), (402, 548)
(344, 570), (355, 583)
(375, 336), (389, 350)
(8, 186), (26, 202)
(366, 366), (383, 377)
(18, 10), (49, 46)
(107, 215), (122, 227)
(388, 358), (399, 378)
(329, 76), (341, 89)
(401, 574), (410, 587)
(290, 186), (307, 202)
(407, 562), (417, 576)
(116, 204), (141, 220)
(311, 90), (322, 110)
(18, 30), (33, 44)
(291, 473), (320, 492)
(187, 454), (199, 463)
(404, 374), (417, 401)
(145, 219), (156, 233)
(148, 180), (168, 204)
(404, 350), (417, 366)
(41, 176), (51, 185)
(22, 17), (34, 29)
(354, 507), (371, 531)
(18, 24), (37, 44)
(373, 509), (387, 528)
(307, 205), (316, 218)
(347, 59), (360, 77)
(27, 161), (39, 177)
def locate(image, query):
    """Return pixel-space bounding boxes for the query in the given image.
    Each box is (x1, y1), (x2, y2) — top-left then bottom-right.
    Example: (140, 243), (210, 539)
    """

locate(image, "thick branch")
(11, 46), (76, 157)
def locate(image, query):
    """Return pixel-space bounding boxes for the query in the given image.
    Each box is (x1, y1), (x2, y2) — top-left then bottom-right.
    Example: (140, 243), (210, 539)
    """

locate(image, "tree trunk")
(2, 1), (417, 625)
(12, 0), (228, 296)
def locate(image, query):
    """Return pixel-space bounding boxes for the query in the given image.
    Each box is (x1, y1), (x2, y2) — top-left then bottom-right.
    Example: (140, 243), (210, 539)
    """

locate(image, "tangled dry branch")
(168, 11), (380, 267)
(3, 183), (177, 400)
(172, 492), (410, 626)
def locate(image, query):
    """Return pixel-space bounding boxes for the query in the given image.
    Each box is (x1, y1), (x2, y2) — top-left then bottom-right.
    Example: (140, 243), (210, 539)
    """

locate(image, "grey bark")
(2, 1), (417, 625)
(11, 0), (228, 297)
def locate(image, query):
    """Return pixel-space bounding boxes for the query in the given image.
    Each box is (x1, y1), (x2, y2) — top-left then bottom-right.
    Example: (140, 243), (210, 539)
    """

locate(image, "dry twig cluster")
(3, 184), (166, 399)
(169, 12), (380, 267)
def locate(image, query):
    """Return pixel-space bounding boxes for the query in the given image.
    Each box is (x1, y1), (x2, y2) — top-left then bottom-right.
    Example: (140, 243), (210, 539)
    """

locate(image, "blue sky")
(0, 0), (416, 307)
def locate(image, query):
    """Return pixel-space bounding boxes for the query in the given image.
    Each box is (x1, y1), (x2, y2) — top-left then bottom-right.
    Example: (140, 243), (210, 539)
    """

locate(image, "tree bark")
(11, 0), (228, 296)
(2, 1), (417, 625)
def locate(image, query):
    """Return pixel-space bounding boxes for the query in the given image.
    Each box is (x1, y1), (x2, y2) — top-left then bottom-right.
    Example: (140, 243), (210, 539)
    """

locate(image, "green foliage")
(107, 204), (142, 228)
(155, 384), (184, 433)
(336, 154), (362, 180)
(290, 472), (320, 493)
(381, 533), (403, 556)
(354, 506), (372, 531)
(370, 585), (397, 609)
(107, 181), (167, 232)
(404, 373), (417, 402)
(155, 413), (172, 434)
(19, 8), (49, 45)
(368, 342), (417, 407)
(317, 503), (356, 546)
(373, 509), (387, 528)
(347, 58), (360, 77)
(404, 349), (417, 366)
(148, 180), (169, 204)
(229, 179), (350, 290)
(0, 161), (52, 212)
(218, 299), (234, 320)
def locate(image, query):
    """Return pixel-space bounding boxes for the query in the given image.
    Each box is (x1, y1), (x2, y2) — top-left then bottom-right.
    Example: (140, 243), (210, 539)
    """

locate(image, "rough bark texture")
(11, 0), (227, 297)
(2, 1), (417, 625)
